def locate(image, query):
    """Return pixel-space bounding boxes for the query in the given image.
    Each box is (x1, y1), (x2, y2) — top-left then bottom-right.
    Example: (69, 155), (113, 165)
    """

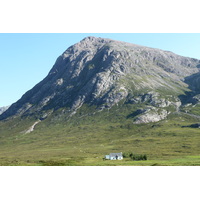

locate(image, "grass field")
(0, 104), (200, 166)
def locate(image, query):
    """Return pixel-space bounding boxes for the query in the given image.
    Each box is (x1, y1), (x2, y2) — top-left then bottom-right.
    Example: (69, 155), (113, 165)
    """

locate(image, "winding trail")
(181, 112), (200, 120)
(174, 108), (200, 120)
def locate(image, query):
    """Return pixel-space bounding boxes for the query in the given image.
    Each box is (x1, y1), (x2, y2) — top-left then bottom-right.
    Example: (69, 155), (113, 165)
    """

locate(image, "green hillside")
(0, 104), (200, 166)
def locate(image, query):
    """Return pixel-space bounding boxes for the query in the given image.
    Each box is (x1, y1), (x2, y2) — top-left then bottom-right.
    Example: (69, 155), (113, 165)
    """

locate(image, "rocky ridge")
(1, 36), (200, 124)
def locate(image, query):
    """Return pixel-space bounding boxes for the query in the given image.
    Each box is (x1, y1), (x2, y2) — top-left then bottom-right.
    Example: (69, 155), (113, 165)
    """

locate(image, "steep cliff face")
(1, 36), (200, 123)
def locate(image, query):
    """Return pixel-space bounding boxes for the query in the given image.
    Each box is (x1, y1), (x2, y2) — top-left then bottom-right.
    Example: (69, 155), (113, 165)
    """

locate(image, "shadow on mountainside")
(179, 70), (200, 105)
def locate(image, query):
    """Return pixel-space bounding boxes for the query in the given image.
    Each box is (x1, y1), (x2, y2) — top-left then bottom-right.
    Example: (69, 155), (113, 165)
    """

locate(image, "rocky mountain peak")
(80, 36), (112, 44)
(1, 37), (200, 123)
(65, 36), (113, 53)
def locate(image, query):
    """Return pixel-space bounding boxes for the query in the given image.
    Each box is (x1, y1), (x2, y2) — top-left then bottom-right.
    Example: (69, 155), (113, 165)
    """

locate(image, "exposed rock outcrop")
(133, 107), (169, 124)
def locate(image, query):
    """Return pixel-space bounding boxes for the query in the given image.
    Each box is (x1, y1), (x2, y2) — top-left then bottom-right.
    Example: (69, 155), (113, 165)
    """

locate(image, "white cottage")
(105, 152), (123, 160)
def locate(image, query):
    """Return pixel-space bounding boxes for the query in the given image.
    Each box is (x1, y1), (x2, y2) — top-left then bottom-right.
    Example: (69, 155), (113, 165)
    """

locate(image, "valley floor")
(0, 110), (200, 166)
(0, 154), (200, 166)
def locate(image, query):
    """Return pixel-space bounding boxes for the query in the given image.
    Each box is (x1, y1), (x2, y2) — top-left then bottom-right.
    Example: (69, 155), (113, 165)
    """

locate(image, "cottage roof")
(109, 152), (123, 157)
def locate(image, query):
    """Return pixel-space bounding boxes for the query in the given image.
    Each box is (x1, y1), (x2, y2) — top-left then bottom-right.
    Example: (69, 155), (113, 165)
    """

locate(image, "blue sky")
(1, 33), (200, 107)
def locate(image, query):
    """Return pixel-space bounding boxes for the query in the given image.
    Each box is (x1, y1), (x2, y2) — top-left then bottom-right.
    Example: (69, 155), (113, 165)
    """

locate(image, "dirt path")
(24, 120), (41, 134)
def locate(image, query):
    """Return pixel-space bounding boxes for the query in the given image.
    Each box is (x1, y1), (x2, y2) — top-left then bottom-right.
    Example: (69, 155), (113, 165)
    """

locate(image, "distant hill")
(0, 106), (9, 115)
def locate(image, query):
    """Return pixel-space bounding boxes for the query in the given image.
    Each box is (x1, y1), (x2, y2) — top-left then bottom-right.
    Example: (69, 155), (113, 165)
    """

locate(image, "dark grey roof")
(109, 152), (123, 157)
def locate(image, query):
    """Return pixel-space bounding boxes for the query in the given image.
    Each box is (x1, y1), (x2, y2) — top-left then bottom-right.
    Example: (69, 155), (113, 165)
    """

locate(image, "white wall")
(109, 156), (123, 160)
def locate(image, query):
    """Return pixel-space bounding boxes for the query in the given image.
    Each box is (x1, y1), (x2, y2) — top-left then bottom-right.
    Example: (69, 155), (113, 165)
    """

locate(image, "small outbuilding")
(105, 152), (123, 160)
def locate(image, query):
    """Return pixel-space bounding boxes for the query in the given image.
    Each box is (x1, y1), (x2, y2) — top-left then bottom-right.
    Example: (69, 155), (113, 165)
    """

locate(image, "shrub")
(122, 152), (131, 158)
(122, 152), (147, 161)
(143, 154), (147, 160)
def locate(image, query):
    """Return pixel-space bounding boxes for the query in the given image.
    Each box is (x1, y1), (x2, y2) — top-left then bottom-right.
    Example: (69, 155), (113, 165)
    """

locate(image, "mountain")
(1, 36), (200, 124)
(1, 36), (200, 166)
(0, 106), (10, 115)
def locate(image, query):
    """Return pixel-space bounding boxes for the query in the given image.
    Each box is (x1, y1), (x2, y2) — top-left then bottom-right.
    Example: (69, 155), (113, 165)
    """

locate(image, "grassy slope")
(0, 103), (200, 166)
